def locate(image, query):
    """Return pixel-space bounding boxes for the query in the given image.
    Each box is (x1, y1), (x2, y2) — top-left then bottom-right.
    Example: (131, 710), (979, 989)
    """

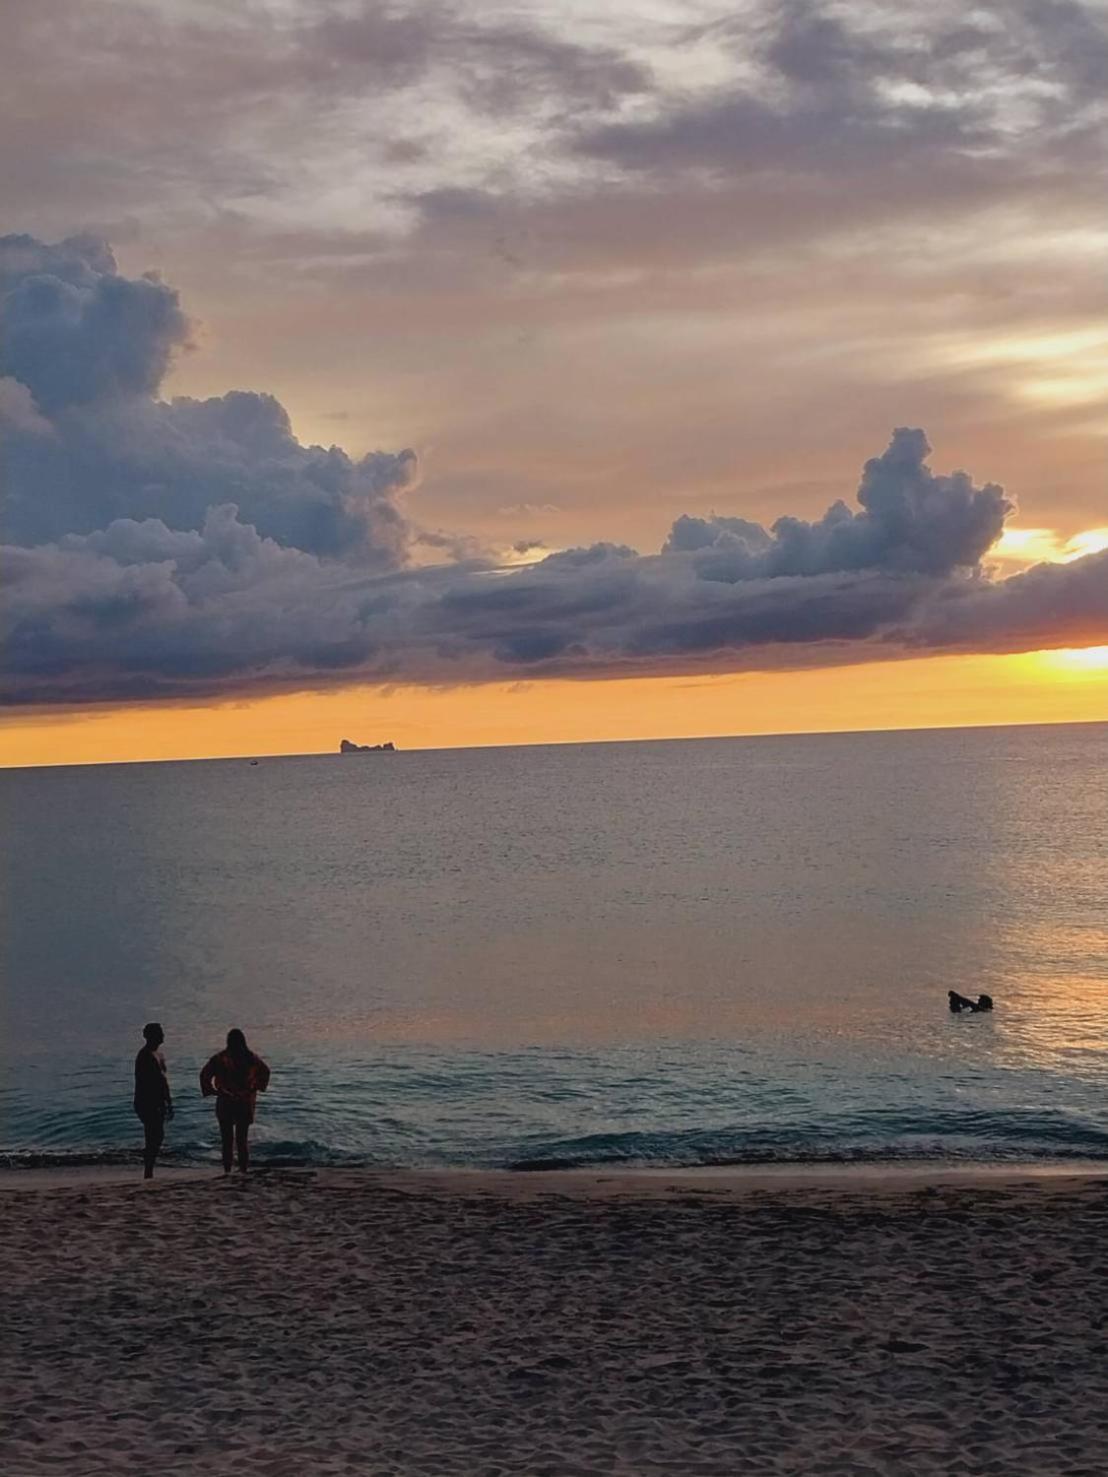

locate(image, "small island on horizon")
(339, 738), (396, 753)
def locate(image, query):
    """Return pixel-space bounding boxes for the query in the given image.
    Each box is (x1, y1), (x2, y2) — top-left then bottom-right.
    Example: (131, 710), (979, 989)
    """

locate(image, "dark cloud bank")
(1, 235), (1105, 708)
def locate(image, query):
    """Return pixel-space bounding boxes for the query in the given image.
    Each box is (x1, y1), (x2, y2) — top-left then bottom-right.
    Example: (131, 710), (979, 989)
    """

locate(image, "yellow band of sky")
(3, 648), (1105, 768)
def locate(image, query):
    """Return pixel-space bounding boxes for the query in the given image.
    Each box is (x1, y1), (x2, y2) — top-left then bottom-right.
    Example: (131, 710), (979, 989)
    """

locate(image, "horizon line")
(2, 714), (1105, 773)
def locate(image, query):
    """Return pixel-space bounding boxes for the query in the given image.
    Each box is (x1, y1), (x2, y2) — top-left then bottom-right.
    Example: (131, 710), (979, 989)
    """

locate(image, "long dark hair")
(226, 1028), (253, 1063)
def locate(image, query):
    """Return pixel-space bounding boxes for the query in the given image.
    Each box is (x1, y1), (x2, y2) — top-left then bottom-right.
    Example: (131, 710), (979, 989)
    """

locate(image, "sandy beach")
(4, 1168), (1108, 1476)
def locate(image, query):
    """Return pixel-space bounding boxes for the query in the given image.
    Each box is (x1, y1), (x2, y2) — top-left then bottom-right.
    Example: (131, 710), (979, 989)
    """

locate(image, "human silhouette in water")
(948, 991), (994, 1013)
(134, 1022), (173, 1179)
(200, 1029), (271, 1174)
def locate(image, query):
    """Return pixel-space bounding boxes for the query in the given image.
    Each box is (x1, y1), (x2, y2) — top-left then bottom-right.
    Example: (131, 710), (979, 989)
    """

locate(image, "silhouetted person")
(949, 991), (994, 1013)
(200, 1029), (271, 1174)
(134, 1022), (173, 1179)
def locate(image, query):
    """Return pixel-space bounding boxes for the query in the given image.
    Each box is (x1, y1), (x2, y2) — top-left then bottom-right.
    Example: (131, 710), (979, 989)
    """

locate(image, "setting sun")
(1037, 645), (1108, 674)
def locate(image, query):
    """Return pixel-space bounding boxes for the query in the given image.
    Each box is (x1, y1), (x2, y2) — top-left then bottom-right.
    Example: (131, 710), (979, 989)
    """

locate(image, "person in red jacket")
(200, 1028), (271, 1175)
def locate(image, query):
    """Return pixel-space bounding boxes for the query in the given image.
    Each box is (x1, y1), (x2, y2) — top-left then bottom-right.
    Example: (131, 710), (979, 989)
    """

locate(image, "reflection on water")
(991, 988), (1108, 1076)
(1, 723), (1106, 1167)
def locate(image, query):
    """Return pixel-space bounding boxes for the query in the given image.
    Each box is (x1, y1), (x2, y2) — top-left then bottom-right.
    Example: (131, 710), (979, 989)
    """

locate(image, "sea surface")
(2, 723), (1107, 1172)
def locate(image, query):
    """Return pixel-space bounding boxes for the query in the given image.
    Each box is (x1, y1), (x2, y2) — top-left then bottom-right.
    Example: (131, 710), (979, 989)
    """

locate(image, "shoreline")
(4, 1157), (1107, 1196)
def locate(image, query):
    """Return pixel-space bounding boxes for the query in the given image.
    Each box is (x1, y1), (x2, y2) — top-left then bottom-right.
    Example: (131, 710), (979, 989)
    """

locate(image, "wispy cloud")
(5, 2), (1106, 554)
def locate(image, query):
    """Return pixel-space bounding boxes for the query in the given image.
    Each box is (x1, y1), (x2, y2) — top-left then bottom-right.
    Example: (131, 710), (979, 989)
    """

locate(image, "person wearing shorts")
(199, 1028), (271, 1174)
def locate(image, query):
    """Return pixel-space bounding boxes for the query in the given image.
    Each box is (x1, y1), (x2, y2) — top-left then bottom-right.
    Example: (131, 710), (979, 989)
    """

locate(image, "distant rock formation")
(339, 738), (396, 753)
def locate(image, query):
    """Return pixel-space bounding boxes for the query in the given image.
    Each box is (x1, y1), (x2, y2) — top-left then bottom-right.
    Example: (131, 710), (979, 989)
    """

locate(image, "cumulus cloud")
(1, 235), (416, 560)
(1, 235), (1105, 707)
(663, 430), (1011, 581)
(0, 376), (52, 436)
(0, 234), (187, 413)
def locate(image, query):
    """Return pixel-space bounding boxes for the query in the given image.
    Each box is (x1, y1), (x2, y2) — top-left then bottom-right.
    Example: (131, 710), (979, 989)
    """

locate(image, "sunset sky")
(2, 0), (1106, 765)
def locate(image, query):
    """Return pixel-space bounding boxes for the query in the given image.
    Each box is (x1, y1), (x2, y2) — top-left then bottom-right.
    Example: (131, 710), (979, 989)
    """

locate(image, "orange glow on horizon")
(1, 648), (1105, 769)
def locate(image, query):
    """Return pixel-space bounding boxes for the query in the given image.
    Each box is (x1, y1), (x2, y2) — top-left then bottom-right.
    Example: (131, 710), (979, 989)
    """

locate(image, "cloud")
(911, 545), (1108, 655)
(3, 508), (384, 694)
(7, 3), (1108, 557)
(299, 6), (651, 116)
(0, 1), (649, 241)
(663, 429), (1012, 580)
(576, 1), (1107, 181)
(1, 235), (1105, 708)
(497, 503), (562, 517)
(0, 234), (187, 412)
(1, 234), (416, 561)
(0, 376), (53, 436)
(13, 0), (1102, 272)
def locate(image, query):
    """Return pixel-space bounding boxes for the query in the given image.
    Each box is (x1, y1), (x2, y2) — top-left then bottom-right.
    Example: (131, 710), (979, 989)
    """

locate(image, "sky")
(1, 0), (1106, 764)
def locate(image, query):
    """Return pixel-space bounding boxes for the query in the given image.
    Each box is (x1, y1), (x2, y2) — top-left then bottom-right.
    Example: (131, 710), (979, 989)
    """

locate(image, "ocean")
(2, 722), (1106, 1172)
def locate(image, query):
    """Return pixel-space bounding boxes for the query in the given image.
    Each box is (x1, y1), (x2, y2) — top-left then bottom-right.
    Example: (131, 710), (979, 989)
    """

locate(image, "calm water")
(2, 724), (1107, 1171)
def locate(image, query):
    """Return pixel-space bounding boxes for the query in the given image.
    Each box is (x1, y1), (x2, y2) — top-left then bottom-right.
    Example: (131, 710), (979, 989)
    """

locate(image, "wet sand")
(3, 1167), (1108, 1475)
